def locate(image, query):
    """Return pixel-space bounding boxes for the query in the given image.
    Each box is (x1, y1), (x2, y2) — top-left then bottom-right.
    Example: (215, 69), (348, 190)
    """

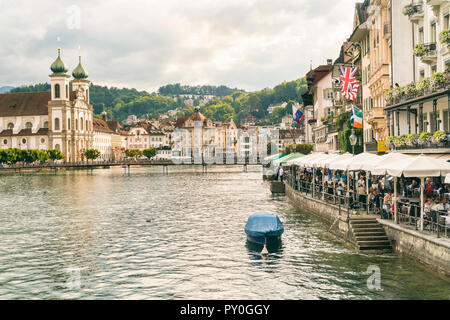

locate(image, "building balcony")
(366, 107), (385, 125)
(386, 78), (450, 108)
(427, 0), (446, 6)
(405, 3), (424, 23)
(418, 43), (438, 65)
(388, 139), (450, 153)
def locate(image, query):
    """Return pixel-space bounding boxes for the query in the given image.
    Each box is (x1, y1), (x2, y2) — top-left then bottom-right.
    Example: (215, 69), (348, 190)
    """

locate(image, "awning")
(264, 153), (286, 162)
(375, 154), (450, 178)
(273, 153), (305, 167)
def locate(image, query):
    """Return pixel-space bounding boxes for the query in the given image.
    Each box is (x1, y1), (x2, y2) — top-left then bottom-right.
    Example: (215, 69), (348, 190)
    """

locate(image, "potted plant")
(433, 130), (447, 145)
(385, 90), (394, 104)
(405, 82), (417, 97)
(406, 133), (419, 147)
(440, 29), (450, 46)
(416, 78), (431, 95)
(419, 132), (431, 146)
(432, 72), (446, 88)
(397, 135), (407, 148)
(386, 136), (395, 148)
(414, 43), (427, 57)
(402, 4), (415, 17)
(394, 86), (405, 102)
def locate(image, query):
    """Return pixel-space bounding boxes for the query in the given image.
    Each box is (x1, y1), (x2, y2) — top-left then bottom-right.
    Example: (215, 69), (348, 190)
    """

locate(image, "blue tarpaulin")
(245, 212), (284, 238)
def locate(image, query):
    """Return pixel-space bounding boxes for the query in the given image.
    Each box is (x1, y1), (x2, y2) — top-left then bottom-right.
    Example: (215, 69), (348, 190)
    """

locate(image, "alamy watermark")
(170, 122), (281, 166)
(66, 266), (81, 290)
(366, 265), (382, 291)
(66, 5), (81, 30)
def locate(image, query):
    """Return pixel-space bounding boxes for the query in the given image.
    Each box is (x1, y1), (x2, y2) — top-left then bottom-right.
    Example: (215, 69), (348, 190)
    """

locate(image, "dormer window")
(25, 122), (33, 129)
(7, 123), (14, 130)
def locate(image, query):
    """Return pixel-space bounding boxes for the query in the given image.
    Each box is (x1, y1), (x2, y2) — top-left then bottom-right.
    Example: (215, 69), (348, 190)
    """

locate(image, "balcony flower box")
(440, 29), (450, 46)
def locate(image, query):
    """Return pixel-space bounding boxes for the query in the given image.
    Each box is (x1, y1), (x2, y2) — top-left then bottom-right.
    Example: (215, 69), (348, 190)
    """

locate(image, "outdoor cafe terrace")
(278, 152), (450, 239)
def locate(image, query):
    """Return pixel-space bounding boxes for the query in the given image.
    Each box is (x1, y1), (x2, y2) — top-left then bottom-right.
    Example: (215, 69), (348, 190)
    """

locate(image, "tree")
(84, 149), (101, 163)
(125, 149), (142, 158)
(143, 148), (156, 159)
(294, 144), (313, 155)
(47, 149), (64, 161)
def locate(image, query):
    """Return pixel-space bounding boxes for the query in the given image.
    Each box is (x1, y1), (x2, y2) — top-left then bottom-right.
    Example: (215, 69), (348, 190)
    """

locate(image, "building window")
(55, 84), (60, 99)
(22, 138), (27, 144)
(420, 70), (425, 79)
(54, 118), (60, 130)
(445, 14), (450, 30)
(431, 22), (437, 43)
(44, 121), (49, 128)
(432, 65), (437, 73)
(25, 122), (32, 129)
(86, 120), (88, 132)
(80, 117), (84, 130)
(55, 144), (61, 151)
(76, 119), (78, 130)
(41, 138), (45, 144)
(7, 123), (14, 130)
(419, 27), (424, 44)
(3, 139), (7, 145)
(66, 85), (69, 99)
(68, 119), (71, 130)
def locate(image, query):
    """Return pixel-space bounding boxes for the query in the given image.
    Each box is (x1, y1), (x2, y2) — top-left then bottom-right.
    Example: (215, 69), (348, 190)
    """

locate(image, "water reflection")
(0, 167), (448, 299)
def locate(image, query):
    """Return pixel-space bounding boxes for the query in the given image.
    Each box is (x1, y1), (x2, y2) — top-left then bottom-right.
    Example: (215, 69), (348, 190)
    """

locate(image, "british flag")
(339, 66), (359, 101)
(346, 81), (360, 101)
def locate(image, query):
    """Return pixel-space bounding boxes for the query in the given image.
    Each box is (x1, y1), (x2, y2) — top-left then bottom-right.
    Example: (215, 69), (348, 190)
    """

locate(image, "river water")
(0, 166), (448, 300)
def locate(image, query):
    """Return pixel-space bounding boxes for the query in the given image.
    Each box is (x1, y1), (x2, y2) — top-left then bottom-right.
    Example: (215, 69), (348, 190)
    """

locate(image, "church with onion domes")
(0, 48), (125, 162)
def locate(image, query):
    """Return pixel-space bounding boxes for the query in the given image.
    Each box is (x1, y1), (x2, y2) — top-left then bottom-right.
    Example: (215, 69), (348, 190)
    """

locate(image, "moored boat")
(245, 212), (284, 246)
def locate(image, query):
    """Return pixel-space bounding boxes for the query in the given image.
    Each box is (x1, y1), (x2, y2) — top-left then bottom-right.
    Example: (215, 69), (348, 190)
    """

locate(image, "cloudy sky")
(0, 0), (356, 92)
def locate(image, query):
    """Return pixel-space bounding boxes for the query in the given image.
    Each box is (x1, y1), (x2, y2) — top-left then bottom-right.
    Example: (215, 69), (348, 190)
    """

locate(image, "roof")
(305, 64), (332, 93)
(0, 91), (77, 117)
(0, 128), (49, 137)
(93, 118), (114, 133)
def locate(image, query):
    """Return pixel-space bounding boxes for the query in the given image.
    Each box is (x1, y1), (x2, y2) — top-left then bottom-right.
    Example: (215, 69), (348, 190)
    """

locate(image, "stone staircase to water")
(350, 219), (393, 252)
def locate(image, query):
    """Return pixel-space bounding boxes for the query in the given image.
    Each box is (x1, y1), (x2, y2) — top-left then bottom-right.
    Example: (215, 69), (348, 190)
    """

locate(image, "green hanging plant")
(414, 43), (427, 57)
(385, 90), (394, 102)
(432, 72), (446, 86)
(394, 86), (405, 98)
(393, 135), (407, 147)
(440, 29), (450, 45)
(406, 133), (419, 146)
(402, 4), (415, 16)
(416, 78), (431, 93)
(405, 82), (417, 96)
(419, 132), (431, 144)
(433, 130), (447, 142)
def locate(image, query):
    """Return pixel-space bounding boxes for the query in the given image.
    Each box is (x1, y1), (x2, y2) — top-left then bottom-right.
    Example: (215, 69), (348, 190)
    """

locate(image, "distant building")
(267, 102), (287, 114)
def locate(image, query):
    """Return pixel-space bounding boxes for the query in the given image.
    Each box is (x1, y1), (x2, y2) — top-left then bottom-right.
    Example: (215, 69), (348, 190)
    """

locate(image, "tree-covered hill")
(158, 84), (241, 97)
(7, 77), (307, 125)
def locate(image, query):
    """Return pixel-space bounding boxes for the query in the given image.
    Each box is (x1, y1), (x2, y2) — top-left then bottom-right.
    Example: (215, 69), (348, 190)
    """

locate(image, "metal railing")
(284, 173), (450, 238)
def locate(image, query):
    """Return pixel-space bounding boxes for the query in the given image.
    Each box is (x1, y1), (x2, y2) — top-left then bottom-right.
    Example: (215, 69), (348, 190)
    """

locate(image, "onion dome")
(50, 48), (69, 74)
(72, 56), (88, 80)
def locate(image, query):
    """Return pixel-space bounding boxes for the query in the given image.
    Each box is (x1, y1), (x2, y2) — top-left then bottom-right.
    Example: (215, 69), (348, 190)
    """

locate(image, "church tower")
(48, 48), (71, 158)
(70, 55), (94, 161)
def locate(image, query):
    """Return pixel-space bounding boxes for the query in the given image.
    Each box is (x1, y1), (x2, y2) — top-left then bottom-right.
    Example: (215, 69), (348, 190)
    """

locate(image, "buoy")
(146, 219), (152, 223)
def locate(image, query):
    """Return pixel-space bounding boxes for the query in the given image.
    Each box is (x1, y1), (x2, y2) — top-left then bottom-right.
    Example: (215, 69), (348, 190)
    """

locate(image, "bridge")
(0, 158), (267, 174)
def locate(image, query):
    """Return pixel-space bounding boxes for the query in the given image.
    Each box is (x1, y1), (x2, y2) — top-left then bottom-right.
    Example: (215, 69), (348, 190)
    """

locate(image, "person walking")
(279, 167), (284, 183)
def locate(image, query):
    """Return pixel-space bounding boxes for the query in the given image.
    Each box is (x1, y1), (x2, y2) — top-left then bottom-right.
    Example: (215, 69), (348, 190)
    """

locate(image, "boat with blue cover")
(245, 212), (284, 246)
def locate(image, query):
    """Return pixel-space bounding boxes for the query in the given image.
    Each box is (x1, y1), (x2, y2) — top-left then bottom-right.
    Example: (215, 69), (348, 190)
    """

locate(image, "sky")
(0, 0), (357, 93)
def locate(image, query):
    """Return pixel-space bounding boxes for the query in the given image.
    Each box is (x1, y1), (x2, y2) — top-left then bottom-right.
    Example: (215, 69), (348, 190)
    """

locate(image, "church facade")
(0, 49), (100, 162)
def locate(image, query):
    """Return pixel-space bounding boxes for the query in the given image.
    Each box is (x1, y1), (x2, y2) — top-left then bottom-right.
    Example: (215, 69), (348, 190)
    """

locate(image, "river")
(0, 166), (448, 299)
